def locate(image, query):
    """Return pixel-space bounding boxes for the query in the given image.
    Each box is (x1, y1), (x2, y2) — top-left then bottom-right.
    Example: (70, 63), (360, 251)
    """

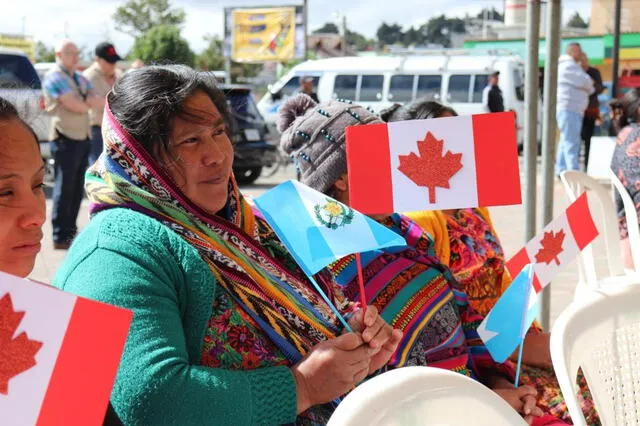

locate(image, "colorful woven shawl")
(86, 104), (346, 363)
(328, 214), (513, 381)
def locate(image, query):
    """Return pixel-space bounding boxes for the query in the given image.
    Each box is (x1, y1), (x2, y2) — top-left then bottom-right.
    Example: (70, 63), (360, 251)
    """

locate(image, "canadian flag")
(0, 272), (132, 426)
(346, 112), (521, 214)
(506, 193), (599, 293)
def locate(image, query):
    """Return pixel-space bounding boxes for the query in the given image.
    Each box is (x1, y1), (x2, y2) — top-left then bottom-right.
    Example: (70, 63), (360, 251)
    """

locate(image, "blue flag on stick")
(477, 264), (539, 363)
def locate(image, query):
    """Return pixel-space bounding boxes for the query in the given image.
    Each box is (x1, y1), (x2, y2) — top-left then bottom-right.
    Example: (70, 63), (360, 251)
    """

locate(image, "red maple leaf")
(0, 293), (43, 395)
(534, 230), (566, 266)
(397, 131), (463, 204)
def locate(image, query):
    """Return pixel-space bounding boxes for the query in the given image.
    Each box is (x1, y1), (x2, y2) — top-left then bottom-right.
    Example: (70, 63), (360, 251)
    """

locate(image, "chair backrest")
(560, 171), (625, 291)
(608, 169), (640, 274)
(550, 284), (640, 426)
(327, 366), (527, 426)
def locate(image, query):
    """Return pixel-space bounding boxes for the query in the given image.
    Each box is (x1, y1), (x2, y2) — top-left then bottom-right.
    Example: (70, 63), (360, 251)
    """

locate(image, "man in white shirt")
(555, 43), (595, 175)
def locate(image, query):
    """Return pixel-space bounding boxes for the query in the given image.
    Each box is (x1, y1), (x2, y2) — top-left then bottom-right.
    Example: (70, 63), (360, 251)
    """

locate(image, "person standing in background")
(555, 43), (595, 176)
(298, 76), (320, 103)
(482, 71), (504, 113)
(43, 40), (101, 250)
(579, 53), (605, 170)
(83, 42), (123, 166)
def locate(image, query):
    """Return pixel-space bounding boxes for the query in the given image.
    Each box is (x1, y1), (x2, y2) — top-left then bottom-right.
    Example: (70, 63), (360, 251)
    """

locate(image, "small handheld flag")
(506, 192), (599, 293)
(477, 264), (539, 364)
(346, 112), (521, 214)
(0, 272), (132, 426)
(254, 180), (407, 329)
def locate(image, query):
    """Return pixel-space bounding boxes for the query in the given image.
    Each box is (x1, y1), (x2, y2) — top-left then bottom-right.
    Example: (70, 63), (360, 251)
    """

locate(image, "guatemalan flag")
(254, 180), (407, 276)
(478, 264), (539, 363)
(506, 192), (599, 293)
(345, 112), (521, 214)
(0, 272), (132, 426)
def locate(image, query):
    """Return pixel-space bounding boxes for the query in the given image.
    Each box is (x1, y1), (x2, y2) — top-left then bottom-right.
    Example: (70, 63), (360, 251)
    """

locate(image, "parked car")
(0, 48), (53, 180)
(221, 84), (278, 185)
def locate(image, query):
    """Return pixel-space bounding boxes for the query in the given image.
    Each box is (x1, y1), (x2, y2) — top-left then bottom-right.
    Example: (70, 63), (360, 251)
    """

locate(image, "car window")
(279, 76), (320, 97)
(0, 54), (41, 89)
(225, 89), (264, 130)
(473, 74), (490, 103)
(333, 74), (358, 100)
(416, 75), (442, 100)
(359, 75), (384, 102)
(448, 75), (471, 103)
(389, 75), (414, 102)
(514, 68), (525, 101)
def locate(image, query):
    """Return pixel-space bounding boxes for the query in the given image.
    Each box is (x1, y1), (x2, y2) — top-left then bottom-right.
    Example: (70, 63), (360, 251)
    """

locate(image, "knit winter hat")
(279, 94), (382, 194)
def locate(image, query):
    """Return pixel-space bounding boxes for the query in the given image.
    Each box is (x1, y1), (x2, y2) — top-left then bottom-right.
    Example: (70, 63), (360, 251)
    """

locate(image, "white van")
(257, 52), (528, 144)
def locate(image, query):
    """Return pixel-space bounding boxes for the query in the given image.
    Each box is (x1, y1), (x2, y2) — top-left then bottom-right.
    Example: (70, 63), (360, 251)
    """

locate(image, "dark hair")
(0, 96), (20, 120)
(0, 96), (39, 148)
(107, 65), (231, 165)
(623, 88), (640, 123)
(381, 99), (458, 123)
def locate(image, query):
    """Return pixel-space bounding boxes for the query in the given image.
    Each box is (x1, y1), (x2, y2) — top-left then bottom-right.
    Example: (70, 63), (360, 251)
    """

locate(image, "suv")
(0, 49), (50, 143)
(0, 49), (53, 180)
(221, 84), (278, 184)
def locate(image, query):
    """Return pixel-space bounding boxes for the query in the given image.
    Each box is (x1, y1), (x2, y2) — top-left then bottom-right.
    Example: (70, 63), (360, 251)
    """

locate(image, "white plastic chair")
(560, 171), (640, 298)
(550, 284), (640, 426)
(327, 366), (527, 426)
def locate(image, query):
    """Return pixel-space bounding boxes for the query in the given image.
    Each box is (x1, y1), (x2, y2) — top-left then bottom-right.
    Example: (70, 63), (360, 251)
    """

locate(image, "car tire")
(234, 167), (263, 185)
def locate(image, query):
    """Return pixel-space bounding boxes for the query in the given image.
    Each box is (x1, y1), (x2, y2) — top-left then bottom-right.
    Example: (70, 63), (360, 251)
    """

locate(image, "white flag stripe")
(0, 273), (76, 426)
(295, 182), (380, 257)
(388, 115), (478, 212)
(524, 213), (580, 289)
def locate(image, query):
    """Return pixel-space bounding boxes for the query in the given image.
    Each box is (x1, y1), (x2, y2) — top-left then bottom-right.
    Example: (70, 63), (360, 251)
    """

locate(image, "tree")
(130, 25), (194, 66)
(312, 23), (339, 34)
(34, 42), (56, 62)
(418, 15), (466, 48)
(567, 12), (589, 29)
(402, 27), (423, 47)
(113, 0), (186, 37)
(346, 29), (374, 51)
(196, 35), (224, 71)
(376, 22), (404, 48)
(476, 7), (504, 22)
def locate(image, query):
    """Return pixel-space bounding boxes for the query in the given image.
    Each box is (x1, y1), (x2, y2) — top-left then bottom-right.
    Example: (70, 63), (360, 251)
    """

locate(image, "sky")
(2, 0), (592, 55)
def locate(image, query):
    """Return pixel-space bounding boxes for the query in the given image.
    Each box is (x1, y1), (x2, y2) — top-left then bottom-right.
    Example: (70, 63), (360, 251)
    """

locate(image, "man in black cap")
(83, 42), (122, 166)
(482, 71), (504, 113)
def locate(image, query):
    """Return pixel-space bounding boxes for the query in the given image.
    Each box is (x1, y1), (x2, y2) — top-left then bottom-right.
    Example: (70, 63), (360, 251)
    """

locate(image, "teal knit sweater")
(53, 208), (298, 425)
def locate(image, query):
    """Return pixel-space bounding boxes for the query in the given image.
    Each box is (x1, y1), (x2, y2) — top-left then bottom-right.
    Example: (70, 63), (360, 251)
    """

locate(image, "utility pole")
(611, 0), (622, 98)
(303, 0), (309, 60)
(540, 0), (562, 332)
(524, 0), (541, 277)
(342, 15), (347, 56)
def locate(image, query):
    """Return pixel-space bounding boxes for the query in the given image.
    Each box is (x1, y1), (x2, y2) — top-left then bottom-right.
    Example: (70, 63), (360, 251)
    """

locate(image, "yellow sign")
(0, 35), (35, 60)
(231, 7), (296, 62)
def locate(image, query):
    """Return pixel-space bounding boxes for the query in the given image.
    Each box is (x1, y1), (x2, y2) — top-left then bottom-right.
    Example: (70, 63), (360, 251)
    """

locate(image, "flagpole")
(306, 273), (353, 332)
(514, 341), (525, 387)
(354, 252), (368, 314)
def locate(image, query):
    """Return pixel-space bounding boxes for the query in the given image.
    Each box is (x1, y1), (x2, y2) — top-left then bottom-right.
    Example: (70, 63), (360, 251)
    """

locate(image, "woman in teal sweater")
(53, 66), (402, 425)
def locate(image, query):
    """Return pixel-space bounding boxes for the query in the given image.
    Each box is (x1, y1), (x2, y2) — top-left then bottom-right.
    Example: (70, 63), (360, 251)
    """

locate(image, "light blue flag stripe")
(477, 264), (539, 363)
